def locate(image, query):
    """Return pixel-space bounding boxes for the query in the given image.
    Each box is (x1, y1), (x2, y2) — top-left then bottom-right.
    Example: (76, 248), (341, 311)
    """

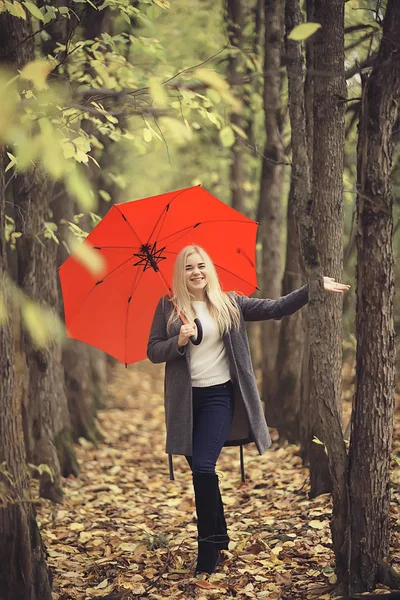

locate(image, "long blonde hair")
(167, 245), (241, 335)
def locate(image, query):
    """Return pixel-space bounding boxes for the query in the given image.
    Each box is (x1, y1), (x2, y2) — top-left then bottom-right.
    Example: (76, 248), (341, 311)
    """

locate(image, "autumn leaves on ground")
(36, 361), (400, 600)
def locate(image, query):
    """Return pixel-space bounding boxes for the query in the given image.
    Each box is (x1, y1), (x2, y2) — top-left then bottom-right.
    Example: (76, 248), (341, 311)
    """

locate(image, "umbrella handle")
(191, 318), (203, 345)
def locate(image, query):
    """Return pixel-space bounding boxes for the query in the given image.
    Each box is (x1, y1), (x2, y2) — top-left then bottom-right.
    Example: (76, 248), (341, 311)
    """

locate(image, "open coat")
(147, 286), (309, 460)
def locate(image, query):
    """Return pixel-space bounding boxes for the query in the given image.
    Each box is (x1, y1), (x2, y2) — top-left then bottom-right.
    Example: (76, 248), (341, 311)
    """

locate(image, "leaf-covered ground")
(36, 360), (400, 600)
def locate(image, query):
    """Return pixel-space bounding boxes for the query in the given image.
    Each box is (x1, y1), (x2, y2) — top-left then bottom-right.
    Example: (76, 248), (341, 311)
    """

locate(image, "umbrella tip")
(125, 363), (128, 369)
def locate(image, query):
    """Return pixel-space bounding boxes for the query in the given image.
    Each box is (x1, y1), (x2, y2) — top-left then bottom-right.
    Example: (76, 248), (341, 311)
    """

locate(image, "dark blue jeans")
(186, 381), (234, 475)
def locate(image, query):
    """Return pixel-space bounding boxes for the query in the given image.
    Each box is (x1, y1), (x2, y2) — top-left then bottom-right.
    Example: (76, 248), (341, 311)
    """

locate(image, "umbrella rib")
(163, 250), (257, 291)
(114, 205), (144, 247)
(65, 258), (135, 333)
(124, 266), (145, 366)
(146, 187), (195, 244)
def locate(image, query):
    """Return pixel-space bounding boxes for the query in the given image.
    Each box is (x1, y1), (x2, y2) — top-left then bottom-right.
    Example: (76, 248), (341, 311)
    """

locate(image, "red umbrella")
(58, 185), (258, 365)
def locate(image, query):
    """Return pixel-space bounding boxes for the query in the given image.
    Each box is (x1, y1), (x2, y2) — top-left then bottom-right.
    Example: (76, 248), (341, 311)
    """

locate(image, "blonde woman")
(147, 245), (349, 575)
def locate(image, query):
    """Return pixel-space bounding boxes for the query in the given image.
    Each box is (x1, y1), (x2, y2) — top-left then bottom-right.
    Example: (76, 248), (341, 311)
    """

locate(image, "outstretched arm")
(238, 277), (350, 322)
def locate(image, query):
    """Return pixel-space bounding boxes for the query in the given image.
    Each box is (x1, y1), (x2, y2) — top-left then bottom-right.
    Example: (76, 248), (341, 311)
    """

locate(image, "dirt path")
(37, 360), (400, 600)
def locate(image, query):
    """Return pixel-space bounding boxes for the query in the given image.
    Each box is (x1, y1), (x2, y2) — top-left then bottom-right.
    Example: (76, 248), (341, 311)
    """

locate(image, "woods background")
(0, 0), (399, 599)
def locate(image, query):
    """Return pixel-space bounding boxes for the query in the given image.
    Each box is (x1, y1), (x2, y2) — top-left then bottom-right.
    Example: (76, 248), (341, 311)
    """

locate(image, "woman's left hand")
(323, 277), (351, 294)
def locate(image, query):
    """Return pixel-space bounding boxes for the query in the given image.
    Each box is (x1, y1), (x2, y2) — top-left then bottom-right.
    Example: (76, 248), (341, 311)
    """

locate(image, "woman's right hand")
(178, 323), (196, 347)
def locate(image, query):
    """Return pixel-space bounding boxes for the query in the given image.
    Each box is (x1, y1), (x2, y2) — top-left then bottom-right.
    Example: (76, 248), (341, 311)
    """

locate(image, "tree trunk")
(298, 0), (314, 465)
(226, 0), (247, 215)
(0, 151), (52, 600)
(307, 0), (346, 498)
(258, 0), (284, 428)
(0, 12), (79, 502)
(346, 0), (400, 592)
(285, 0), (349, 585)
(53, 189), (104, 443)
(275, 181), (305, 443)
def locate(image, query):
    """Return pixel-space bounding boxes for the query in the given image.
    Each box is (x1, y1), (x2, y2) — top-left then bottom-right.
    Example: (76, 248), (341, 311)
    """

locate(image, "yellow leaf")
(21, 300), (50, 347)
(20, 59), (52, 89)
(65, 168), (95, 211)
(69, 523), (85, 532)
(195, 68), (242, 114)
(79, 531), (93, 543)
(159, 117), (192, 142)
(68, 237), (106, 276)
(308, 519), (325, 529)
(0, 289), (6, 325)
(288, 22), (321, 41)
(143, 128), (152, 142)
(149, 77), (168, 107)
(11, 1), (26, 19)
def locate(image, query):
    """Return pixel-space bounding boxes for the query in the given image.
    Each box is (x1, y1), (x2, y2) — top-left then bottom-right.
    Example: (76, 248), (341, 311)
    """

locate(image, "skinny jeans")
(185, 381), (234, 475)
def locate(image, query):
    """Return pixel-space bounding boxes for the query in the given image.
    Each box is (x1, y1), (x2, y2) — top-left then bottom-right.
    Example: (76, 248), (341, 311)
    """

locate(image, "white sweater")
(190, 301), (231, 387)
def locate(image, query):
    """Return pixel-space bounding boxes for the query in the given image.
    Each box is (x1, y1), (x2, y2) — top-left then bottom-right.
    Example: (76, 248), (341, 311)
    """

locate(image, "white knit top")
(190, 301), (231, 387)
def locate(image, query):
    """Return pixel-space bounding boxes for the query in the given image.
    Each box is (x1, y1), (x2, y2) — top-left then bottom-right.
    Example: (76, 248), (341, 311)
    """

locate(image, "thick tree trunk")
(275, 181), (305, 443)
(0, 12), (78, 502)
(346, 0), (400, 592)
(307, 0), (346, 498)
(285, 0), (349, 586)
(298, 0), (315, 464)
(258, 0), (284, 427)
(0, 153), (52, 600)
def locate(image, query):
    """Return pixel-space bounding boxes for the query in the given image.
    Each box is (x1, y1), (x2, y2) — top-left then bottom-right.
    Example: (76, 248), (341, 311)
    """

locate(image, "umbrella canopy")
(59, 185), (258, 365)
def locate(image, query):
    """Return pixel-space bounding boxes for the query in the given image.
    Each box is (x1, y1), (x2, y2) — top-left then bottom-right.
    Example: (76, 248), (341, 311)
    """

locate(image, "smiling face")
(185, 252), (208, 299)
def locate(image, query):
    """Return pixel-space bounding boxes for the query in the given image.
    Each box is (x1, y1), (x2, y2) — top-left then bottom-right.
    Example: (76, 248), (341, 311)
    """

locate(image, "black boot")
(193, 473), (223, 574)
(215, 486), (229, 550)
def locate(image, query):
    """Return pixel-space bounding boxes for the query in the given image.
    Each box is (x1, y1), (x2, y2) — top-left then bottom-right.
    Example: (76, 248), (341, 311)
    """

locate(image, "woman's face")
(185, 252), (207, 298)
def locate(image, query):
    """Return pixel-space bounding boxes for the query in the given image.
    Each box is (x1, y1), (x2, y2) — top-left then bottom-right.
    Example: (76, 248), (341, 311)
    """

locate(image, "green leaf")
(288, 22), (321, 41)
(219, 126), (235, 148)
(23, 1), (44, 21)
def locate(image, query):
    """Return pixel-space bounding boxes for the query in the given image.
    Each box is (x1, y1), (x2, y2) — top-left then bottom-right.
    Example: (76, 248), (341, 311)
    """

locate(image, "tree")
(226, 0), (246, 214)
(347, 0), (400, 590)
(0, 150), (52, 600)
(286, 0), (400, 592)
(0, 11), (78, 501)
(258, 0), (285, 427)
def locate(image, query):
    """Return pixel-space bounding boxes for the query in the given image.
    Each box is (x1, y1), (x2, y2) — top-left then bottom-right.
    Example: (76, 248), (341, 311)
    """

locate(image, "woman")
(147, 245), (349, 575)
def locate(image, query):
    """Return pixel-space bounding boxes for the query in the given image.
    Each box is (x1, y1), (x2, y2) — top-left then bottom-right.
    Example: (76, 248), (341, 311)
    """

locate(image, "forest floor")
(36, 359), (400, 600)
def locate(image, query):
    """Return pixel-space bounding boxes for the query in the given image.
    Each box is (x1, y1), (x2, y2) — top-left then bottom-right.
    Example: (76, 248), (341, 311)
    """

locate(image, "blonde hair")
(167, 245), (241, 335)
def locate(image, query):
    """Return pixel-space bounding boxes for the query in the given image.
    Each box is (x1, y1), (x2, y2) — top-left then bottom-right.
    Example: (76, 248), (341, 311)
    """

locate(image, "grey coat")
(147, 285), (309, 459)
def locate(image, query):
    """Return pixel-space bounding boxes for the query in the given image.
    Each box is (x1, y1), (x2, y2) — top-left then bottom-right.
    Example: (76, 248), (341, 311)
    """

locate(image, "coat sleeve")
(236, 284), (309, 322)
(147, 296), (186, 364)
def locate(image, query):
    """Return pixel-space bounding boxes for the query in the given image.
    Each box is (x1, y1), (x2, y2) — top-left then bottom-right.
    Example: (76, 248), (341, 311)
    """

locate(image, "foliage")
(35, 360), (400, 598)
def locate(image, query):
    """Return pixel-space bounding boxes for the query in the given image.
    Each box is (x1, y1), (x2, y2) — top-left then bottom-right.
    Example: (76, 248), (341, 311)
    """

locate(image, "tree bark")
(226, 0), (247, 214)
(285, 0), (349, 585)
(53, 189), (104, 443)
(258, 0), (285, 428)
(0, 150), (52, 600)
(275, 180), (305, 443)
(0, 12), (79, 502)
(307, 0), (347, 498)
(346, 0), (400, 591)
